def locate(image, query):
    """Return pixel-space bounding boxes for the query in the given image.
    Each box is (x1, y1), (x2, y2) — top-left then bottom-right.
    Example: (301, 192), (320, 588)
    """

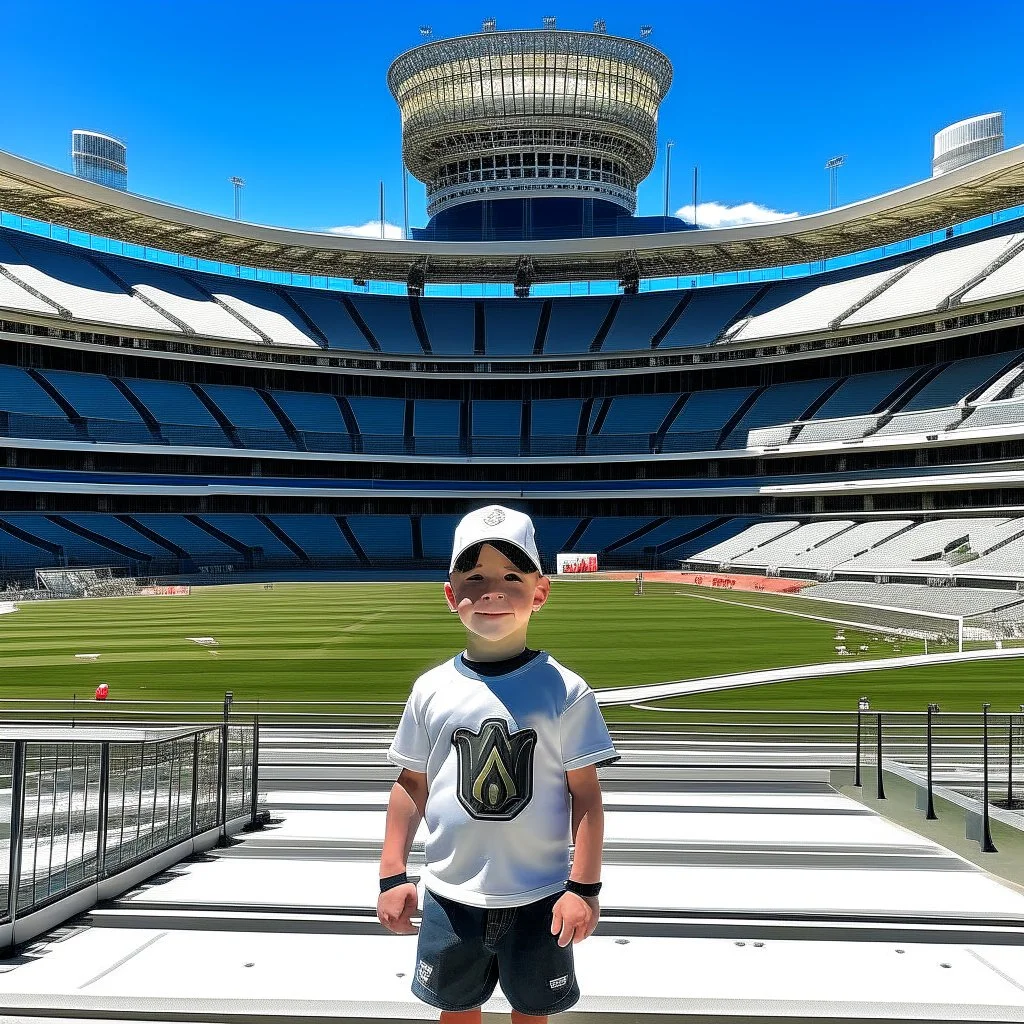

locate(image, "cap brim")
(450, 539), (540, 574)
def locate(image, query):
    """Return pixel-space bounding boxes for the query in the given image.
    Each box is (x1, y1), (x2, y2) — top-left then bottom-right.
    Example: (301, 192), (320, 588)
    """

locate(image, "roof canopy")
(2, 147), (1024, 286)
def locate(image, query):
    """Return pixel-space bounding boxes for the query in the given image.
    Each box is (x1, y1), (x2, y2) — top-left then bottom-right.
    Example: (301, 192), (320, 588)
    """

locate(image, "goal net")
(35, 566), (138, 600)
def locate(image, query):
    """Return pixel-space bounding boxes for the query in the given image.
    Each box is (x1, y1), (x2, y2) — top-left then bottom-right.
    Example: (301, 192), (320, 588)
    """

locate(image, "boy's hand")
(377, 882), (419, 935)
(551, 891), (599, 947)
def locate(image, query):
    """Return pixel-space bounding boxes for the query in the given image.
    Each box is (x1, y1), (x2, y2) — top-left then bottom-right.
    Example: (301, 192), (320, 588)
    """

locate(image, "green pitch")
(0, 581), (1019, 713)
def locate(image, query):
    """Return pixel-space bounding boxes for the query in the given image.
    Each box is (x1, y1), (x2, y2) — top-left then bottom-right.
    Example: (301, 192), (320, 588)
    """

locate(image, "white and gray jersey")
(387, 651), (618, 908)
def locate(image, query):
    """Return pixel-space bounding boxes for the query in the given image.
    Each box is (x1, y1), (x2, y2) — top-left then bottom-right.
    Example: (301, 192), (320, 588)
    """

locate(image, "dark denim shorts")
(412, 887), (580, 1015)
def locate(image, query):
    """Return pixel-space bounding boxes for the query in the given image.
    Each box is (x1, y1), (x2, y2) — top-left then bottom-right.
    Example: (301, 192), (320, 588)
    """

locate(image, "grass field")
(0, 581), (1019, 713)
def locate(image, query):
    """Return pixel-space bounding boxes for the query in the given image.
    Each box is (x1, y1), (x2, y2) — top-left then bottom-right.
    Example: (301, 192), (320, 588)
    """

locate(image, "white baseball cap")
(449, 505), (542, 574)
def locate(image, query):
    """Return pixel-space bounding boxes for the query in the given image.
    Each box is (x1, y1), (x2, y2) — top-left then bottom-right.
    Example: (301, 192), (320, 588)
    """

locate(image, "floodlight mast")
(229, 176), (245, 221)
(825, 155), (846, 209)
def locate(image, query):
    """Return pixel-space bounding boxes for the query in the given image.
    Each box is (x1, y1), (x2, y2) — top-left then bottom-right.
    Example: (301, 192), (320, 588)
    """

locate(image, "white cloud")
(674, 200), (800, 229)
(324, 220), (404, 239)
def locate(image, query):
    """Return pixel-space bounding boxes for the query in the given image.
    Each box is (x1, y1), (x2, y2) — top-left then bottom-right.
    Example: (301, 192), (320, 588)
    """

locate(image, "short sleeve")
(387, 687), (430, 773)
(560, 688), (618, 771)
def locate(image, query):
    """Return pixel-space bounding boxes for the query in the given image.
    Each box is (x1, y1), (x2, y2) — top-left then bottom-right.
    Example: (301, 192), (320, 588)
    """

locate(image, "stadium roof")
(2, 146), (1024, 285)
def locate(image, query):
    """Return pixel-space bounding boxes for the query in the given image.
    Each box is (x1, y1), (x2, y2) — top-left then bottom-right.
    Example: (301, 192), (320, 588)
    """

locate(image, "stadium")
(2, 18), (1024, 1023)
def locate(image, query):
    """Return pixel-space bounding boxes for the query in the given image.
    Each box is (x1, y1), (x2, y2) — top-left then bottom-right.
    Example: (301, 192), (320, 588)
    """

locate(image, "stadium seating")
(0, 232), (178, 333)
(600, 293), (681, 352)
(200, 385), (293, 448)
(471, 400), (521, 455)
(783, 521), (914, 570)
(723, 379), (835, 448)
(588, 394), (677, 453)
(543, 297), (614, 354)
(268, 391), (353, 451)
(347, 515), (413, 560)
(414, 400), (462, 454)
(347, 295), (423, 354)
(347, 397), (407, 452)
(805, 581), (1024, 618)
(198, 279), (320, 347)
(686, 521), (800, 565)
(284, 290), (374, 351)
(482, 299), (544, 356)
(419, 298), (476, 355)
(844, 233), (1024, 326)
(530, 399), (585, 455)
(120, 378), (232, 446)
(269, 515), (357, 562)
(97, 258), (263, 342)
(658, 285), (762, 348)
(662, 387), (755, 451)
(732, 521), (856, 568)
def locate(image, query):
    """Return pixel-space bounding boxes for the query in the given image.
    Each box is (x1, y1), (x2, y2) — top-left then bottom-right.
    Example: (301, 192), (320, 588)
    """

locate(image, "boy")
(377, 505), (617, 1023)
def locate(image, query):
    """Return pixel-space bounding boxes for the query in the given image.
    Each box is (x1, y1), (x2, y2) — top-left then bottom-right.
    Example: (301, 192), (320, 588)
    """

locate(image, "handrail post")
(854, 699), (867, 787)
(1009, 709), (1017, 809)
(97, 742), (110, 878)
(925, 704), (938, 820)
(875, 712), (886, 800)
(6, 741), (26, 946)
(219, 691), (233, 846)
(190, 732), (199, 837)
(981, 703), (997, 853)
(249, 715), (260, 830)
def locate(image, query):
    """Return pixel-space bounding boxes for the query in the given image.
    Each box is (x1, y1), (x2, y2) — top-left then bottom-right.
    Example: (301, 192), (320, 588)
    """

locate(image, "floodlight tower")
(825, 155), (845, 210)
(229, 176), (246, 220)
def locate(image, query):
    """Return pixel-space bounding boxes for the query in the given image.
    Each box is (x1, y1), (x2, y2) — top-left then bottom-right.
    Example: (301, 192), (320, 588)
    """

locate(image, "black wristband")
(565, 879), (602, 898)
(379, 872), (410, 893)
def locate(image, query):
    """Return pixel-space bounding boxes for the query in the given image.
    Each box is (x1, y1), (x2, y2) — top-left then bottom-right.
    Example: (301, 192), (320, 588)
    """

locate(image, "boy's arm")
(380, 768), (427, 876)
(566, 764), (604, 883)
(551, 764), (604, 947)
(377, 769), (426, 935)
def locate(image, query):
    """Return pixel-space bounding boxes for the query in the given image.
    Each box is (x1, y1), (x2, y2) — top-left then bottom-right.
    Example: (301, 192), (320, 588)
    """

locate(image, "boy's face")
(445, 542), (550, 645)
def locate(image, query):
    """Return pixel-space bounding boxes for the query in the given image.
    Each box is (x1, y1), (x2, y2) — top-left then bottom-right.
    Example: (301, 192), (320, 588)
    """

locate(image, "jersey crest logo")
(452, 717), (537, 821)
(482, 508), (506, 527)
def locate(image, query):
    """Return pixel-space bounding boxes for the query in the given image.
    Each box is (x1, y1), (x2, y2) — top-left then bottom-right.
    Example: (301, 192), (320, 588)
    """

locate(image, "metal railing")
(0, 717), (256, 943)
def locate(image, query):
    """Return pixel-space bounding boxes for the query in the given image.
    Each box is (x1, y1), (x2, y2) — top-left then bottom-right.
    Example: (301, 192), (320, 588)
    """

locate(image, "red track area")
(557, 570), (812, 594)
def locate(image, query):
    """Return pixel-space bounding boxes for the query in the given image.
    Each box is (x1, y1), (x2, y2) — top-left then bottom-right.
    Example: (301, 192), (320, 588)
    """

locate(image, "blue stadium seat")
(483, 299), (543, 356)
(121, 379), (232, 447)
(269, 515), (357, 561)
(270, 391), (352, 452)
(471, 401), (521, 455)
(419, 299), (476, 355)
(530, 399), (583, 455)
(544, 298), (614, 354)
(199, 385), (293, 449)
(284, 290), (374, 351)
(662, 387), (755, 451)
(658, 285), (763, 348)
(200, 515), (299, 563)
(348, 397), (407, 454)
(414, 400), (462, 454)
(347, 515), (413, 560)
(600, 293), (681, 351)
(348, 295), (423, 354)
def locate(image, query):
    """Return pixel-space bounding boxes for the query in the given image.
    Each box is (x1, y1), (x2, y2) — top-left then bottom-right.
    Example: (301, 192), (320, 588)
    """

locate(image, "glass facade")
(71, 131), (128, 192)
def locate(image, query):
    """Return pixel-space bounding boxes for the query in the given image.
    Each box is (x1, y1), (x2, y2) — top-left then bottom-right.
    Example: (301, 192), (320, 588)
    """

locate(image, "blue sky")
(2, 0), (1022, 235)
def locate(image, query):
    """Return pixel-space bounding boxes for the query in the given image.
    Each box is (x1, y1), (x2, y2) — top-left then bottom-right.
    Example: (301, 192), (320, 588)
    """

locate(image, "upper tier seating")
(197, 279), (320, 347)
(419, 299), (476, 356)
(471, 400), (521, 455)
(482, 299), (543, 356)
(347, 398), (407, 448)
(0, 366), (73, 427)
(347, 515), (413, 560)
(40, 369), (151, 442)
(414, 400), (461, 454)
(732, 266), (899, 341)
(600, 294), (681, 352)
(543, 298), (614, 354)
(7, 221), (1024, 358)
(284, 290), (374, 351)
(899, 352), (1017, 411)
(531, 399), (584, 455)
(588, 394), (677, 453)
(0, 233), (178, 333)
(347, 295), (422, 354)
(96, 258), (262, 342)
(657, 285), (763, 348)
(845, 233), (1024, 326)
(960, 399), (1024, 430)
